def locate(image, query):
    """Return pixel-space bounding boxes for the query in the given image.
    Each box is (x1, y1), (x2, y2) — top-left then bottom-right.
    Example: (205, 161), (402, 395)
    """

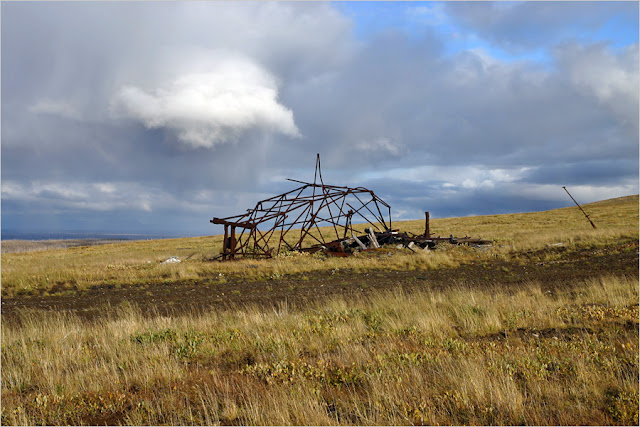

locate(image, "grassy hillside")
(1, 195), (638, 425)
(1, 195), (637, 298)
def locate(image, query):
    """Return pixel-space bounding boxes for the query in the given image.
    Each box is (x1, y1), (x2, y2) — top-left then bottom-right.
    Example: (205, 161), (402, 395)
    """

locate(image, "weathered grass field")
(1, 195), (638, 425)
(1, 195), (638, 298)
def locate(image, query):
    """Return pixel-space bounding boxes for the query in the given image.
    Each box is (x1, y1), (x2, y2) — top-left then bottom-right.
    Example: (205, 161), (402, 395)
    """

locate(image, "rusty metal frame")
(211, 155), (392, 260)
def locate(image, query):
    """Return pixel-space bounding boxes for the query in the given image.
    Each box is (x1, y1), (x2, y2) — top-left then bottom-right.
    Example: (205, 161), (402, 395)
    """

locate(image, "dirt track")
(2, 241), (638, 324)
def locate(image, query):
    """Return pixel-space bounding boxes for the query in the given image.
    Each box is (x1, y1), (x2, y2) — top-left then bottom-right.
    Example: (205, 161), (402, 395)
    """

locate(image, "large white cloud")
(111, 54), (300, 148)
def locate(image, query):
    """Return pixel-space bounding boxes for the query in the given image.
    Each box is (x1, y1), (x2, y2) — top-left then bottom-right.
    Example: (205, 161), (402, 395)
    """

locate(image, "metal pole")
(424, 211), (430, 238)
(230, 226), (237, 259)
(562, 186), (597, 229)
(223, 224), (229, 260)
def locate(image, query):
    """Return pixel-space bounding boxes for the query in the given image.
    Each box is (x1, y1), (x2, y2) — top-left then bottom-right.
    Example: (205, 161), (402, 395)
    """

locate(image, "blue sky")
(2, 1), (638, 237)
(337, 2), (638, 56)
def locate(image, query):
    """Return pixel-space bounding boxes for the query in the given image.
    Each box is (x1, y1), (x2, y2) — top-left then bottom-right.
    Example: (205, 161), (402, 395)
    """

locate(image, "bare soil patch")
(2, 240), (637, 324)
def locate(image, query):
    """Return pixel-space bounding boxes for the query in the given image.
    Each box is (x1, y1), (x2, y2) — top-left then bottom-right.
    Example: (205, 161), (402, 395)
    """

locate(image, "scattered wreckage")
(210, 155), (491, 260)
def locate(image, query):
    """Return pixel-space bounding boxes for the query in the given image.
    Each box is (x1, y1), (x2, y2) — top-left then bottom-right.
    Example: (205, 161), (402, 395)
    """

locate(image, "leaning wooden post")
(562, 186), (597, 229)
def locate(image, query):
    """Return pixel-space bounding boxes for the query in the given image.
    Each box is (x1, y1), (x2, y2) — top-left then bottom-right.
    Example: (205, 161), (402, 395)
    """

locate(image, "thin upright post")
(223, 224), (229, 260)
(424, 211), (430, 238)
(230, 226), (237, 259)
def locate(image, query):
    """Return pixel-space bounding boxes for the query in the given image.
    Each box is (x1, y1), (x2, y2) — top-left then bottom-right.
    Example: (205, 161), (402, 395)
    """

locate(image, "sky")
(1, 1), (638, 237)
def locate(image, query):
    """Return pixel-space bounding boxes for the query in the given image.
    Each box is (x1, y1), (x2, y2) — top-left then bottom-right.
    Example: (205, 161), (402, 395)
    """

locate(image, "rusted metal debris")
(312, 217), (492, 257)
(211, 154), (490, 260)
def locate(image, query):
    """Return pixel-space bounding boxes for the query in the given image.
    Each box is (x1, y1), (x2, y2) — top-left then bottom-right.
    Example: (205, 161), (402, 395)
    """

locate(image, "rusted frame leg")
(223, 224), (229, 260)
(234, 228), (249, 257)
(276, 213), (287, 254)
(230, 226), (237, 259)
(373, 196), (391, 231)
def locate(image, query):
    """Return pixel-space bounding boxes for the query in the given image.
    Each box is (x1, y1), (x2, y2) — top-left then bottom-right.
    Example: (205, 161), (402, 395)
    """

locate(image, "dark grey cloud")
(443, 1), (638, 52)
(2, 2), (637, 237)
(284, 36), (637, 169)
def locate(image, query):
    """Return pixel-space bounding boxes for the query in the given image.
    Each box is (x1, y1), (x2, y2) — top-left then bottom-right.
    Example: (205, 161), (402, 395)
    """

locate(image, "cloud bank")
(111, 54), (299, 148)
(2, 1), (637, 236)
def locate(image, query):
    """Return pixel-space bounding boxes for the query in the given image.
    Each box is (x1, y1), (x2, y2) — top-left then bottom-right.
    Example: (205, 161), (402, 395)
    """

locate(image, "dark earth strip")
(2, 241), (638, 324)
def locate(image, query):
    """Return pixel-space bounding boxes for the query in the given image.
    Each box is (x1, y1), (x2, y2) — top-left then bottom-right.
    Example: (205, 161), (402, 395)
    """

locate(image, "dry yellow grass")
(1, 274), (637, 425)
(1, 195), (637, 425)
(1, 195), (637, 297)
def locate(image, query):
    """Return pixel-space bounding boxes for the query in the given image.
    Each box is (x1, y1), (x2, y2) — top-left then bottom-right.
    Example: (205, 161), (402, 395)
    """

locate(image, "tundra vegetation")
(1, 195), (637, 298)
(1, 195), (638, 425)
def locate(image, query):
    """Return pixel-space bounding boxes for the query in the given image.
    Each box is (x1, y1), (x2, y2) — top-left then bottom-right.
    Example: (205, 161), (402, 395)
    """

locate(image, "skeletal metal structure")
(211, 155), (392, 259)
